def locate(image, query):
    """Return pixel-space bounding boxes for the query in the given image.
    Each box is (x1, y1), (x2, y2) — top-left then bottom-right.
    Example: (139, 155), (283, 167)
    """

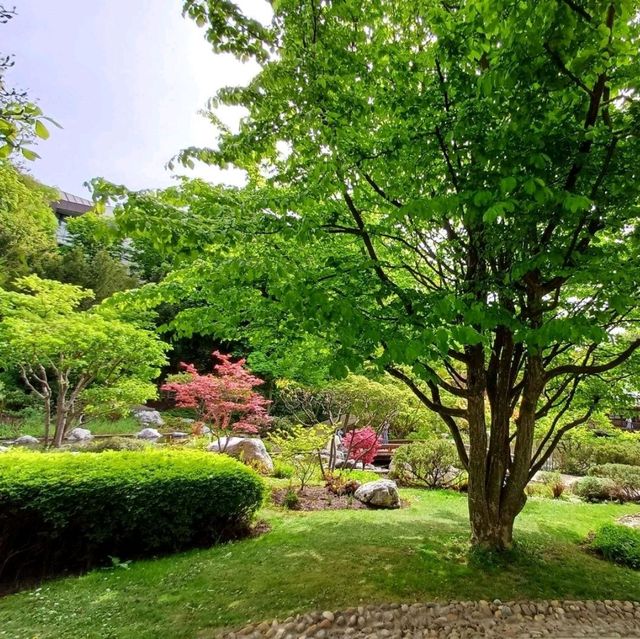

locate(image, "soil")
(271, 486), (368, 511)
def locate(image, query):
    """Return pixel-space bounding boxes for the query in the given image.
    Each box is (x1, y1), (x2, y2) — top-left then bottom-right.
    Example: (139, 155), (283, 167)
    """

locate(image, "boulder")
(0, 446), (8, 453)
(66, 427), (93, 442)
(132, 408), (164, 427)
(354, 479), (400, 509)
(136, 428), (162, 440)
(207, 436), (274, 473)
(169, 431), (189, 438)
(14, 435), (40, 447)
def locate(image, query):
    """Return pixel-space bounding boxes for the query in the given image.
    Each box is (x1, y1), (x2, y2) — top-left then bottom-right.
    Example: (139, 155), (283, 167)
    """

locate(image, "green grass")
(0, 490), (638, 639)
(0, 415), (140, 439)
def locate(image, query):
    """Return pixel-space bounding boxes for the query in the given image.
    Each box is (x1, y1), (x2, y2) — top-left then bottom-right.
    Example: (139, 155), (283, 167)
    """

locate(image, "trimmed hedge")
(0, 449), (265, 588)
(573, 476), (616, 502)
(591, 523), (640, 570)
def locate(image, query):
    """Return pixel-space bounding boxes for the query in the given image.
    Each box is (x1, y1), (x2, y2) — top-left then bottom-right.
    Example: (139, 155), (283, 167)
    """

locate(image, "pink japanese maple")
(162, 351), (271, 450)
(342, 426), (380, 468)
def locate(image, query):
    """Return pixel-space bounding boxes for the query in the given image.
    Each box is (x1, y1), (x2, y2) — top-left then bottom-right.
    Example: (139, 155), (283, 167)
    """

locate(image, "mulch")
(271, 486), (368, 511)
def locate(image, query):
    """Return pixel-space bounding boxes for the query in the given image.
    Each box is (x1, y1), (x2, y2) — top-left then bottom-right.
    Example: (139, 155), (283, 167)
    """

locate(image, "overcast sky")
(3, 0), (271, 196)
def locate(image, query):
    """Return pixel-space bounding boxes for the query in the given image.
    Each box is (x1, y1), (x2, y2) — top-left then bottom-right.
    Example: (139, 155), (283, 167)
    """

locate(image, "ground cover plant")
(590, 523), (640, 570)
(0, 489), (638, 638)
(0, 449), (264, 590)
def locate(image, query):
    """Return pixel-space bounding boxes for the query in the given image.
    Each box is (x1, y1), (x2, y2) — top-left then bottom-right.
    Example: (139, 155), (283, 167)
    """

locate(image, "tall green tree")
(0, 161), (58, 285)
(100, 0), (640, 549)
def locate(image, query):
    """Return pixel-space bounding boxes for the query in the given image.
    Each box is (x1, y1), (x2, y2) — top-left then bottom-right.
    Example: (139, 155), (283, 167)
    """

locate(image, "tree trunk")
(468, 503), (516, 550)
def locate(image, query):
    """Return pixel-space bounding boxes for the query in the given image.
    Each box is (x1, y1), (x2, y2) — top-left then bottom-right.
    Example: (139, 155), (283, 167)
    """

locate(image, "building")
(51, 190), (95, 245)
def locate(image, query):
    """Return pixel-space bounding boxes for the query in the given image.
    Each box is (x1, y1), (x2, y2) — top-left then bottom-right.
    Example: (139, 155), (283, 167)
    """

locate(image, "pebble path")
(217, 600), (640, 638)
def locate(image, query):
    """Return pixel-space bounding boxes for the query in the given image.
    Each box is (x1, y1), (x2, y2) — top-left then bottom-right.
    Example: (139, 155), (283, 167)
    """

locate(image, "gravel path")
(218, 600), (640, 638)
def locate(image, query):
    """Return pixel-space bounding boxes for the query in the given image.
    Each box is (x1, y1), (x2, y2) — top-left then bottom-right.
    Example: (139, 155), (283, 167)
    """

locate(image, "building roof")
(53, 190), (95, 217)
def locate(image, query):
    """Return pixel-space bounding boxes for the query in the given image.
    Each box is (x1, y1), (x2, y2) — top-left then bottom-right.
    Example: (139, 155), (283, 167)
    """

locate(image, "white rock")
(132, 408), (164, 427)
(169, 431), (189, 438)
(66, 427), (93, 442)
(0, 446), (9, 453)
(136, 428), (162, 440)
(14, 435), (40, 446)
(207, 436), (274, 473)
(354, 479), (400, 508)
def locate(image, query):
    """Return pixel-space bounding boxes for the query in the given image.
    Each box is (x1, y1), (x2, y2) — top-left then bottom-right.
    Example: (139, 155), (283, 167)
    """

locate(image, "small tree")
(270, 423), (332, 491)
(162, 351), (272, 451)
(343, 427), (380, 469)
(393, 440), (459, 489)
(0, 276), (167, 446)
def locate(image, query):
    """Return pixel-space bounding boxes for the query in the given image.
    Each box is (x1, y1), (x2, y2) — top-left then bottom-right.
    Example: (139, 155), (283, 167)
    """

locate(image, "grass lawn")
(0, 489), (638, 639)
(0, 415), (140, 440)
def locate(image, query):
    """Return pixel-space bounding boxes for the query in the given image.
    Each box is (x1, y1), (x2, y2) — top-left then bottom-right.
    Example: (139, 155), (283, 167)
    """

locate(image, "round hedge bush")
(0, 449), (265, 588)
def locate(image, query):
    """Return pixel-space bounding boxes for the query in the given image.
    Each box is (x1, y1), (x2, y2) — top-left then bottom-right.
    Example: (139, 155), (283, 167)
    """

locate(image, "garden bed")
(271, 486), (368, 511)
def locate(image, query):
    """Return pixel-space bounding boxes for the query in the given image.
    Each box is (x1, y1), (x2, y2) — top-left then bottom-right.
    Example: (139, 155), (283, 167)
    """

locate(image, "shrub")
(79, 436), (150, 452)
(269, 424), (331, 490)
(343, 426), (380, 468)
(573, 476), (616, 502)
(588, 464), (640, 502)
(590, 523), (640, 570)
(0, 449), (264, 588)
(272, 460), (294, 479)
(342, 469), (380, 483)
(283, 488), (300, 510)
(540, 471), (566, 499)
(392, 440), (458, 488)
(325, 473), (360, 496)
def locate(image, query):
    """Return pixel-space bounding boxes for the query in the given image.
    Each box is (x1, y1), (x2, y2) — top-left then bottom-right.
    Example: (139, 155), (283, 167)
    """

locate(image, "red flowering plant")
(161, 351), (272, 451)
(342, 426), (381, 469)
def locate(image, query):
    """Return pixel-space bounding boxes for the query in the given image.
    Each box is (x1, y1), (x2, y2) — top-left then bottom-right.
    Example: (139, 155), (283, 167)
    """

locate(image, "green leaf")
(20, 148), (40, 161)
(499, 176), (517, 195)
(35, 120), (50, 140)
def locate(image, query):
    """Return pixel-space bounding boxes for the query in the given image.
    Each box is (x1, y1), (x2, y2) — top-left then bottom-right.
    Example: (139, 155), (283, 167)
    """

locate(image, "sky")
(3, 0), (271, 196)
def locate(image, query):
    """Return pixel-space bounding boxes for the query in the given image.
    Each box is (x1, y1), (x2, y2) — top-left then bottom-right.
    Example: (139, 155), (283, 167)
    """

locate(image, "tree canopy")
(94, 0), (640, 549)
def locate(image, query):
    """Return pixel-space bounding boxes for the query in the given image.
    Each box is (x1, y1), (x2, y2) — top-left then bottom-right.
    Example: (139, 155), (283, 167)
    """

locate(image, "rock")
(169, 431), (189, 438)
(354, 479), (400, 508)
(0, 446), (9, 453)
(136, 427), (162, 440)
(14, 435), (39, 446)
(208, 436), (274, 473)
(132, 408), (164, 427)
(66, 427), (93, 442)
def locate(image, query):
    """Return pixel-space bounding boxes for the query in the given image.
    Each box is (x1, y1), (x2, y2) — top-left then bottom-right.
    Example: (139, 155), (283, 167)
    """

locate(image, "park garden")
(2, 0), (640, 637)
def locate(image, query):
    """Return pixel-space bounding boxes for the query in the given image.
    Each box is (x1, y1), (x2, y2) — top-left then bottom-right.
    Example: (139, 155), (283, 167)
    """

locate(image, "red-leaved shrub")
(343, 426), (380, 467)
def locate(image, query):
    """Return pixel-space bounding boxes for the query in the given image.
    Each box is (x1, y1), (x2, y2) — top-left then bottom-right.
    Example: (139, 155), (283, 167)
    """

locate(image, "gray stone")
(14, 435), (40, 446)
(169, 431), (189, 438)
(136, 427), (162, 440)
(354, 479), (400, 508)
(66, 427), (93, 442)
(132, 408), (164, 427)
(208, 436), (274, 473)
(0, 445), (9, 453)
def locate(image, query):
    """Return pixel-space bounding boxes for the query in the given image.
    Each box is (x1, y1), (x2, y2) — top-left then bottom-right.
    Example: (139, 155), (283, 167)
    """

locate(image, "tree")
(0, 5), (57, 160)
(98, 0), (640, 550)
(161, 351), (272, 450)
(0, 161), (58, 286)
(0, 276), (167, 446)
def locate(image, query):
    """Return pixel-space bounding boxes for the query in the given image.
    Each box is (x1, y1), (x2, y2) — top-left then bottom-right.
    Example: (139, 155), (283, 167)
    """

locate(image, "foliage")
(269, 423), (332, 490)
(272, 459), (294, 479)
(97, 0), (640, 549)
(588, 464), (640, 502)
(0, 276), (167, 446)
(79, 437), (151, 453)
(282, 487), (300, 510)
(0, 162), (57, 285)
(343, 426), (380, 468)
(590, 523), (640, 570)
(324, 473), (360, 496)
(539, 471), (566, 499)
(0, 6), (57, 161)
(0, 448), (265, 586)
(573, 476), (616, 502)
(555, 426), (640, 475)
(162, 351), (271, 450)
(392, 440), (459, 488)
